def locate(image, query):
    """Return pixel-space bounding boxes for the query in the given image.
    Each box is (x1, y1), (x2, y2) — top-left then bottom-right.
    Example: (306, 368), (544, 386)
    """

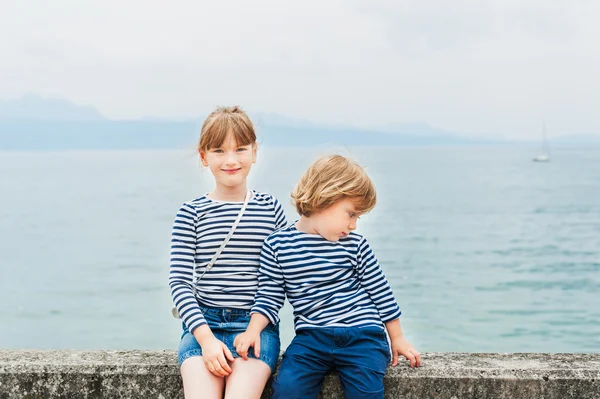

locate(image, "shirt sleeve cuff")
(250, 307), (279, 325)
(381, 308), (402, 324)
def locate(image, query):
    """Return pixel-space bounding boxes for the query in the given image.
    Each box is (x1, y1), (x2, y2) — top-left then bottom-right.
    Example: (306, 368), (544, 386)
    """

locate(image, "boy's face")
(199, 132), (257, 189)
(312, 198), (362, 242)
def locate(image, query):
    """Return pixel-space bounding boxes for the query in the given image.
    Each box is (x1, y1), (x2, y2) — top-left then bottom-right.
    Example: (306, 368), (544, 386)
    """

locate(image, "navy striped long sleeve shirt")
(169, 191), (287, 334)
(251, 224), (402, 331)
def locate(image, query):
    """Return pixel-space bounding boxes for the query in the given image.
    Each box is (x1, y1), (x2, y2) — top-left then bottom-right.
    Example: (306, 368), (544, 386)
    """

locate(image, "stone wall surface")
(1, 350), (599, 398)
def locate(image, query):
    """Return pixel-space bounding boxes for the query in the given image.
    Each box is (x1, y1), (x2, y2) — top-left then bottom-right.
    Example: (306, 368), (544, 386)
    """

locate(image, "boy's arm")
(234, 312), (271, 359)
(385, 318), (421, 368)
(355, 237), (402, 323)
(235, 240), (286, 359)
(245, 312), (271, 333)
(250, 240), (287, 324)
(355, 237), (421, 368)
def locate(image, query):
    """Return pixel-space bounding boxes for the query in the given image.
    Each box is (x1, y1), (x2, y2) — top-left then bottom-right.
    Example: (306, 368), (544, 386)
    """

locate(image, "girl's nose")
(224, 152), (238, 165)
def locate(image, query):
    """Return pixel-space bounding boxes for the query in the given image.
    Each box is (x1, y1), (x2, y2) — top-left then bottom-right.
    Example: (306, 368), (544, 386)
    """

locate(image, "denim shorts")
(178, 306), (281, 372)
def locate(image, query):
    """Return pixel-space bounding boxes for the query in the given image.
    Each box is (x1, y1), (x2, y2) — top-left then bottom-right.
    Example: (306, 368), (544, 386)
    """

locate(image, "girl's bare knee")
(181, 356), (224, 399)
(224, 359), (272, 399)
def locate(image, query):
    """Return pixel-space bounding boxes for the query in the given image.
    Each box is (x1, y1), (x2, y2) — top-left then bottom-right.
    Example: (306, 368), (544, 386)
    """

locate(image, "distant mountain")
(553, 133), (600, 144)
(380, 121), (459, 137)
(252, 112), (314, 129)
(252, 112), (478, 146)
(257, 121), (480, 147)
(253, 113), (460, 139)
(0, 95), (486, 150)
(0, 94), (106, 121)
(1, 118), (486, 150)
(0, 119), (199, 150)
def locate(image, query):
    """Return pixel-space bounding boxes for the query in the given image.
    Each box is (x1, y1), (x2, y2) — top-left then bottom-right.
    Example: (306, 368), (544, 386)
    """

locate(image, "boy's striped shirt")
(251, 224), (402, 331)
(169, 191), (287, 334)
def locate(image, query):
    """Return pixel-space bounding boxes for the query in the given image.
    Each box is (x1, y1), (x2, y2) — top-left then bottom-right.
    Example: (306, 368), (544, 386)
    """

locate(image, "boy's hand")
(234, 331), (261, 360)
(390, 336), (421, 368)
(233, 313), (271, 360)
(198, 336), (235, 377)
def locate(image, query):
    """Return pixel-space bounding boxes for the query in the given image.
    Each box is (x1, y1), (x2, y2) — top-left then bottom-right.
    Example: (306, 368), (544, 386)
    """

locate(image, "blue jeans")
(272, 326), (391, 399)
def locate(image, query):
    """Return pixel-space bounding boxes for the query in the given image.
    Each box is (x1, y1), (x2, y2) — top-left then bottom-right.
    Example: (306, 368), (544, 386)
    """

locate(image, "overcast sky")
(1, 0), (599, 139)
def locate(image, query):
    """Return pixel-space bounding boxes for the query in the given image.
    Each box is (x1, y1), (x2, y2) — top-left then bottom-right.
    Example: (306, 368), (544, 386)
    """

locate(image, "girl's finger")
(392, 351), (399, 367)
(218, 353), (232, 374)
(223, 344), (235, 362)
(212, 360), (228, 377)
(205, 361), (220, 377)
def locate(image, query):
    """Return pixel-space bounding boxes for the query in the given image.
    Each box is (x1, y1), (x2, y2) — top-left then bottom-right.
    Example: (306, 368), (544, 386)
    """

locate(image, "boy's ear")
(252, 143), (258, 163)
(199, 150), (209, 167)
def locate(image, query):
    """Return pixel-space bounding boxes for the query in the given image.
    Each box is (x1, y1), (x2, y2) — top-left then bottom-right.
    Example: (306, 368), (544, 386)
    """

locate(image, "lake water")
(1, 146), (599, 353)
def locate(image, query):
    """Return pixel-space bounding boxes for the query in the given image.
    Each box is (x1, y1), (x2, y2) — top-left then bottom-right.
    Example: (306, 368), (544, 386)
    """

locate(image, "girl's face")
(311, 198), (362, 242)
(199, 133), (257, 190)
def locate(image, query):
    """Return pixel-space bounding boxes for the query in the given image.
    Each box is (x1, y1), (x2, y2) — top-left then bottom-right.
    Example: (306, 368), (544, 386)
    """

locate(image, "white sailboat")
(533, 124), (550, 162)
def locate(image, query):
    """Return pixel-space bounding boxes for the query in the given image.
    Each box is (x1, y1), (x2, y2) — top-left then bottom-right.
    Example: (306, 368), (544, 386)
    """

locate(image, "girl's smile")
(199, 132), (257, 196)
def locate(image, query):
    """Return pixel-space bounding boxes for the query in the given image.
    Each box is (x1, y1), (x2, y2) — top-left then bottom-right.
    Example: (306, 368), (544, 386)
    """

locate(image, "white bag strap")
(192, 189), (252, 285)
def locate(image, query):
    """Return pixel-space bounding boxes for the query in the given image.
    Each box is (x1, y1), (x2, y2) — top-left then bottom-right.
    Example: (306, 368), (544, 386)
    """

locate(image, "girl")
(169, 106), (287, 399)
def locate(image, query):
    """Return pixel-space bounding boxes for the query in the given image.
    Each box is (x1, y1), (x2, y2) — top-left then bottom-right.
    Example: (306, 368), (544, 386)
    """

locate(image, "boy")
(234, 155), (421, 399)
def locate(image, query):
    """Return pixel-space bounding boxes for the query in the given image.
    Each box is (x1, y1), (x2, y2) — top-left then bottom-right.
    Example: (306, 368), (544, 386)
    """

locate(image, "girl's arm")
(273, 197), (288, 229)
(168, 203), (207, 334)
(169, 203), (235, 376)
(193, 324), (235, 376)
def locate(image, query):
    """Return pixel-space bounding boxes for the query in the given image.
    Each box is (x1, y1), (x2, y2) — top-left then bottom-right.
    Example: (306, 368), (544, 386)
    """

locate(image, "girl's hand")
(199, 336), (235, 377)
(390, 336), (421, 368)
(234, 331), (261, 360)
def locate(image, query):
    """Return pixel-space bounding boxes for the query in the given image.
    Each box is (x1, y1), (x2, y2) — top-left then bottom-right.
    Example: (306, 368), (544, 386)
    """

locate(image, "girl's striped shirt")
(169, 191), (287, 334)
(251, 224), (402, 331)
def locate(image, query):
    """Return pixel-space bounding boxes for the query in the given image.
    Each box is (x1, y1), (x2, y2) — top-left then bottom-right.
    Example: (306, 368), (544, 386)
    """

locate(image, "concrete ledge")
(1, 350), (599, 398)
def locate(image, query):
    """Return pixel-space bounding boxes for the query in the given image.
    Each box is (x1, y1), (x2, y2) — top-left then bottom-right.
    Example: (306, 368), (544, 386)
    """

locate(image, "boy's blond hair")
(198, 106), (256, 151)
(291, 155), (377, 217)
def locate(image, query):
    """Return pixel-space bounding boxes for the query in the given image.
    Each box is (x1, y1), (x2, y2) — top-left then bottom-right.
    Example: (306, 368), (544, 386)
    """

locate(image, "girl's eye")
(237, 148), (247, 152)
(349, 213), (356, 218)
(213, 149), (224, 153)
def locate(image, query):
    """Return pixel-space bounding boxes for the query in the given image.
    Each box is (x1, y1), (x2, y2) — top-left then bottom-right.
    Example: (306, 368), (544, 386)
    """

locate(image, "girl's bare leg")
(224, 358), (272, 399)
(181, 356), (224, 399)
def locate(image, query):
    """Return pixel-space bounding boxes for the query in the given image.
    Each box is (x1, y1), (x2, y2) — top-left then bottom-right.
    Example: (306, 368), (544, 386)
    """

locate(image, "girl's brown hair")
(198, 106), (256, 151)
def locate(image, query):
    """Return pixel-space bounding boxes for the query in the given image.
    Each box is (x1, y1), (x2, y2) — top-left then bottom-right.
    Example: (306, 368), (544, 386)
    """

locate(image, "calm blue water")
(1, 147), (599, 353)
